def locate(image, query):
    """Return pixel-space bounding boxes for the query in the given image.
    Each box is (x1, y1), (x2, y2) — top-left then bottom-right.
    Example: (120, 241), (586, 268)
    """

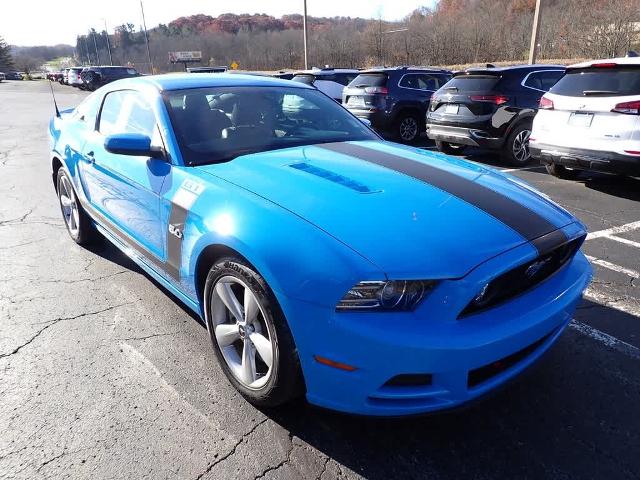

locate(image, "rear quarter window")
(550, 67), (640, 97)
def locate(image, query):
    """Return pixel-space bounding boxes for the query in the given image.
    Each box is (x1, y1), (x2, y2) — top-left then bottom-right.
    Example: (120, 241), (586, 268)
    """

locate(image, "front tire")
(56, 169), (97, 245)
(545, 163), (580, 179)
(204, 257), (304, 407)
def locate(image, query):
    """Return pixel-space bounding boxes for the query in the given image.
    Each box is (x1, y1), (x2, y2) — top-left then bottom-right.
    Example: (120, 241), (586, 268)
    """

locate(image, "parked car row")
(54, 66), (140, 91)
(0, 71), (24, 81)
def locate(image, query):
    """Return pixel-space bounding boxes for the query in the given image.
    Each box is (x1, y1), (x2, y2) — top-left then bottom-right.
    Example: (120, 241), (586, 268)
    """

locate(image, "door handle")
(84, 151), (95, 164)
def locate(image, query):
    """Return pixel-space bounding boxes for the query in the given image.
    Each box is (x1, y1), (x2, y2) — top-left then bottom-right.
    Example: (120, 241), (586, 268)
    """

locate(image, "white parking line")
(569, 320), (640, 360)
(583, 287), (640, 317)
(586, 221), (640, 240)
(608, 235), (640, 250)
(585, 255), (640, 279)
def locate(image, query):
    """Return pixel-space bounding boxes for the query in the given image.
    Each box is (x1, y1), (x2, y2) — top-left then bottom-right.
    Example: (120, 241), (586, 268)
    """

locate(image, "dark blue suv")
(426, 64), (565, 165)
(343, 67), (452, 143)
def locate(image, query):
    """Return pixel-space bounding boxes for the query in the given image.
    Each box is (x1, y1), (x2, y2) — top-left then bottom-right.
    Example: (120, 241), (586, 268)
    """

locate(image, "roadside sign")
(231, 61), (239, 70)
(169, 51), (203, 63)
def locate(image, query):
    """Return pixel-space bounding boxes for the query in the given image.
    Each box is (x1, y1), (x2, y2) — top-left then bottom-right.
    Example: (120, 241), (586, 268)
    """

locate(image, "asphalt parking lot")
(1, 80), (639, 480)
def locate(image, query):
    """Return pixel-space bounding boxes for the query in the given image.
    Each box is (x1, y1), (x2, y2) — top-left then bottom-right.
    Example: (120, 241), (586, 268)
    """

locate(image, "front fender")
(182, 178), (384, 310)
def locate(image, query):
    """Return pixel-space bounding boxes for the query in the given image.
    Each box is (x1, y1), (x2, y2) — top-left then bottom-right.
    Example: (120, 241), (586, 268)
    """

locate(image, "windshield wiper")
(582, 90), (618, 96)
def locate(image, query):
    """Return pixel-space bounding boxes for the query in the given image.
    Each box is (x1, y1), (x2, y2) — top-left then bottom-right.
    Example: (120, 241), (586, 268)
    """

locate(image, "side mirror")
(104, 133), (165, 159)
(359, 117), (372, 128)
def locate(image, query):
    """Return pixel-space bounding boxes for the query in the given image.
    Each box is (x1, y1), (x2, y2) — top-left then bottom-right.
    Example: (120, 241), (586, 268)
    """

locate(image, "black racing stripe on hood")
(318, 142), (566, 252)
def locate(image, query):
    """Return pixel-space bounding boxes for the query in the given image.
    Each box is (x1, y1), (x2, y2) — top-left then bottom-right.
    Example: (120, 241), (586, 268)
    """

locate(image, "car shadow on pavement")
(579, 172), (640, 202)
(264, 324), (639, 480)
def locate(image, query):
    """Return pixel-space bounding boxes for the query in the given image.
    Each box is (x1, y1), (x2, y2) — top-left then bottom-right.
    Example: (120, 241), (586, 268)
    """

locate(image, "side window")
(98, 90), (157, 137)
(418, 74), (444, 91)
(539, 71), (564, 91)
(524, 71), (564, 91)
(399, 74), (420, 89)
(98, 91), (126, 136)
(74, 92), (102, 127)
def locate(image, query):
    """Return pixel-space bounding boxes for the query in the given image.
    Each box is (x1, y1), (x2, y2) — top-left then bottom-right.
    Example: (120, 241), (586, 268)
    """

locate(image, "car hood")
(195, 141), (575, 278)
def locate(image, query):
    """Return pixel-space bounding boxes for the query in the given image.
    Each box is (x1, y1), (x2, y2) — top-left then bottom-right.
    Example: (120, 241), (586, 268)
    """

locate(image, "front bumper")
(531, 143), (640, 176)
(426, 124), (504, 149)
(280, 228), (592, 416)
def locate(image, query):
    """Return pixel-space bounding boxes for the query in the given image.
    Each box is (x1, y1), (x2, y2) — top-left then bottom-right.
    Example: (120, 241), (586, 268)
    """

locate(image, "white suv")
(530, 57), (640, 178)
(291, 68), (359, 103)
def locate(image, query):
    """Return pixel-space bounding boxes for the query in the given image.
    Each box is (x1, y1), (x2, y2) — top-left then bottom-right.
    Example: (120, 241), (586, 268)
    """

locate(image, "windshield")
(550, 66), (640, 97)
(163, 86), (378, 165)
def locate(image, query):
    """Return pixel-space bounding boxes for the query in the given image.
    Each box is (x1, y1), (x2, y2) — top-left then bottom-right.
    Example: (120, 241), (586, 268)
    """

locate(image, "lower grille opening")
(384, 373), (433, 387)
(467, 330), (555, 388)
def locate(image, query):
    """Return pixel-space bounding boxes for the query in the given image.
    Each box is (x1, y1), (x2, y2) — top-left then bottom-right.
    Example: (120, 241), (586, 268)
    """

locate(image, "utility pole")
(140, 0), (154, 73)
(103, 19), (113, 66)
(528, 0), (542, 64)
(302, 0), (309, 69)
(91, 30), (100, 65)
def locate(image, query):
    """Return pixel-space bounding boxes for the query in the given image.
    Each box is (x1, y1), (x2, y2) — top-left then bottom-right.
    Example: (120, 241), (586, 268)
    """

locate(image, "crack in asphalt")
(34, 270), (130, 285)
(0, 208), (33, 226)
(194, 418), (269, 480)
(253, 433), (294, 480)
(119, 331), (184, 342)
(0, 303), (132, 360)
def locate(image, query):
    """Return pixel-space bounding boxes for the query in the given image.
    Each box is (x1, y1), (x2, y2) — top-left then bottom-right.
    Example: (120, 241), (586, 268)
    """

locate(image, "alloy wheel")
(399, 117), (418, 142)
(58, 174), (80, 237)
(210, 276), (275, 389)
(512, 129), (531, 163)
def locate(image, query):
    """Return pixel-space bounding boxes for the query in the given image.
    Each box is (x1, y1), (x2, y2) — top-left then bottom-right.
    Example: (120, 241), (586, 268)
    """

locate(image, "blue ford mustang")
(49, 73), (592, 416)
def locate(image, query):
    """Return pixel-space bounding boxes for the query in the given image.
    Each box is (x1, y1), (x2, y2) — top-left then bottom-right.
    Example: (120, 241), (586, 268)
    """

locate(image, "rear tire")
(435, 141), (465, 155)
(204, 257), (304, 407)
(56, 169), (98, 245)
(395, 113), (421, 143)
(545, 163), (580, 180)
(503, 123), (532, 166)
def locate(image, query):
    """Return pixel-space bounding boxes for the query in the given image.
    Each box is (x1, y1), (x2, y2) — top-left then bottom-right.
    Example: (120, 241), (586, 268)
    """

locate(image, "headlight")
(336, 280), (437, 312)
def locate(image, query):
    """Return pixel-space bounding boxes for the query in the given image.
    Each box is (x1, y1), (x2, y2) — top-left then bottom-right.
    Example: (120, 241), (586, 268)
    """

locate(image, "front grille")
(459, 235), (585, 318)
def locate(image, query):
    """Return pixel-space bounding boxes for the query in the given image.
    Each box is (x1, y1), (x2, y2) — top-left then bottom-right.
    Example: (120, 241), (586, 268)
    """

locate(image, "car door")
(399, 74), (435, 113)
(80, 89), (169, 260)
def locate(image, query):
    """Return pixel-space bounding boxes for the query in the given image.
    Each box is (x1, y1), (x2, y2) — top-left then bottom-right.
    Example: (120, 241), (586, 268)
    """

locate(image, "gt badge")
(168, 223), (183, 239)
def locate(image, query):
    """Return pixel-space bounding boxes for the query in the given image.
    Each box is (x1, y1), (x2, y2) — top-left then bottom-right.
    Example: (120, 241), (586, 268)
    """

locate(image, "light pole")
(302, 0), (309, 69)
(528, 0), (542, 64)
(140, 0), (154, 73)
(103, 19), (113, 66)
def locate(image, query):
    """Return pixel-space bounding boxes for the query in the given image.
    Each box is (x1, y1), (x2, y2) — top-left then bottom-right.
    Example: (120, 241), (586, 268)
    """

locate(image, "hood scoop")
(289, 162), (382, 194)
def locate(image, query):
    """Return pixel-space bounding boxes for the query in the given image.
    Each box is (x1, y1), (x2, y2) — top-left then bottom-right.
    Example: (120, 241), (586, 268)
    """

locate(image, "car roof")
(358, 66), (451, 74)
(107, 72), (314, 92)
(568, 57), (640, 69)
(293, 68), (359, 75)
(462, 64), (564, 75)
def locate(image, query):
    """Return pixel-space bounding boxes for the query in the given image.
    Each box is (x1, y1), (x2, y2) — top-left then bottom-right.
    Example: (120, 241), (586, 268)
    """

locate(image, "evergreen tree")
(0, 36), (15, 71)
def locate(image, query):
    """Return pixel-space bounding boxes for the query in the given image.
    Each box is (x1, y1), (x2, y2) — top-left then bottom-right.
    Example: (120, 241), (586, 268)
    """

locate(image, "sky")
(1, 0), (434, 46)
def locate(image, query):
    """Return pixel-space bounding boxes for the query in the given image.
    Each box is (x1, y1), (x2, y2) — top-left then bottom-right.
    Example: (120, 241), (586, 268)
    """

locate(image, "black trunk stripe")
(318, 142), (566, 252)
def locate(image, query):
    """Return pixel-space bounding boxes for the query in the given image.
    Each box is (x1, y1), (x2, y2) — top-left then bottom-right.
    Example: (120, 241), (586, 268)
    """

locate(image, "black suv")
(426, 65), (565, 164)
(343, 67), (452, 143)
(80, 66), (140, 91)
